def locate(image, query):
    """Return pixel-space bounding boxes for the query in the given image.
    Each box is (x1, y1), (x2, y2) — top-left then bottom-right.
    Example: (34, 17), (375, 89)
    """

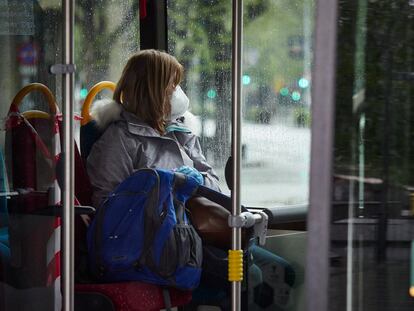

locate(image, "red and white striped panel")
(46, 217), (61, 311)
(46, 114), (62, 311)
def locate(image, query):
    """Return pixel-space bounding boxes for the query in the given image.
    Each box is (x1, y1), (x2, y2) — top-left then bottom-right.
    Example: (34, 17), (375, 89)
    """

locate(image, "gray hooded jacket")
(86, 100), (220, 208)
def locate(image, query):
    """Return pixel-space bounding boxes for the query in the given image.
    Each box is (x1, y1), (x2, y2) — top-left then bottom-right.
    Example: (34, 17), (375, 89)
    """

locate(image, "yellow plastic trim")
(22, 110), (51, 120)
(10, 83), (57, 114)
(228, 249), (243, 282)
(81, 81), (116, 126)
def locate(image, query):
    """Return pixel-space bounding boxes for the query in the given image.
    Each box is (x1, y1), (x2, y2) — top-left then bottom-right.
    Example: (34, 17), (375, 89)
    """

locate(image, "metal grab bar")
(257, 205), (308, 224)
(196, 185), (308, 225)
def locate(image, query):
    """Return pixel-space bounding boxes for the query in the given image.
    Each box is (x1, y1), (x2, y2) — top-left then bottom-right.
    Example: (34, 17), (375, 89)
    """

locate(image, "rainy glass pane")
(242, 0), (313, 208)
(330, 0), (414, 310)
(242, 2), (313, 310)
(75, 0), (140, 140)
(168, 0), (233, 192)
(168, 1), (312, 310)
(168, 0), (313, 207)
(0, 1), (64, 309)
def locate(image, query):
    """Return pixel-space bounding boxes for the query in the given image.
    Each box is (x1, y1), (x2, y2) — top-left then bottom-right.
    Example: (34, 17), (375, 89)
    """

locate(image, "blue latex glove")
(175, 166), (204, 185)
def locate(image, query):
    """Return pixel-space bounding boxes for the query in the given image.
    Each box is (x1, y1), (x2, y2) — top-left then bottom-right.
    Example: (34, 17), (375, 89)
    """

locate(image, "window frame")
(306, 0), (338, 310)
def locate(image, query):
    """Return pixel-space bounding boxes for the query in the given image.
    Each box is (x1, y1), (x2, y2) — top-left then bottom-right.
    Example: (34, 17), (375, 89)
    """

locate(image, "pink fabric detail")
(75, 282), (192, 311)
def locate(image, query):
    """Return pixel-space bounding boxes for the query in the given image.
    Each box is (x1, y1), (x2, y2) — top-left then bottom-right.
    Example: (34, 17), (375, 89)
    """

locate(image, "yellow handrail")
(81, 81), (116, 126)
(10, 83), (58, 115)
(22, 110), (51, 120)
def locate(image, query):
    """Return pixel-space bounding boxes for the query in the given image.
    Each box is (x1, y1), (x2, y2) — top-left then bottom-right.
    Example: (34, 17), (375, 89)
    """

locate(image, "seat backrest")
(5, 84), (61, 294)
(6, 84), (58, 195)
(80, 81), (116, 162)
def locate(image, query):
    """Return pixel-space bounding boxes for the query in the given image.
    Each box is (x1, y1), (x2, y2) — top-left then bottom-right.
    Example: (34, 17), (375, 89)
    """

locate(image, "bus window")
(74, 0), (140, 142)
(168, 0), (233, 193)
(168, 0), (313, 310)
(168, 0), (313, 207)
(241, 0), (313, 208)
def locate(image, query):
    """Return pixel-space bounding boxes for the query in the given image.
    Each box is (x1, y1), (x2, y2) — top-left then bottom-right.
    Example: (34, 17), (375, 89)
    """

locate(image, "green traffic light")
(242, 75), (251, 85)
(298, 78), (309, 88)
(280, 87), (289, 96)
(292, 91), (301, 101)
(207, 89), (217, 99)
(80, 88), (88, 99)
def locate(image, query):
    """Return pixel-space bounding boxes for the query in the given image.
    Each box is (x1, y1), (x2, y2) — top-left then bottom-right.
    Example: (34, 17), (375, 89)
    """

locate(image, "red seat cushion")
(75, 282), (192, 311)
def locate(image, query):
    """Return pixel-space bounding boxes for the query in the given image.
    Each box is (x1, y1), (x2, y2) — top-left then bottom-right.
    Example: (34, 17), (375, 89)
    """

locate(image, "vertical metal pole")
(306, 0), (338, 310)
(63, 0), (75, 310)
(231, 0), (242, 310)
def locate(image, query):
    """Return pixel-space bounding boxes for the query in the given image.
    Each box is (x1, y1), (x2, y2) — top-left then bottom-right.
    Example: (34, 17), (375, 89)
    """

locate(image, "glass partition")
(0, 1), (63, 309)
(330, 0), (414, 310)
(168, 0), (313, 206)
(74, 0), (140, 142)
(241, 0), (313, 208)
(242, 1), (313, 310)
(0, 1), (141, 309)
(168, 0), (313, 310)
(168, 0), (233, 192)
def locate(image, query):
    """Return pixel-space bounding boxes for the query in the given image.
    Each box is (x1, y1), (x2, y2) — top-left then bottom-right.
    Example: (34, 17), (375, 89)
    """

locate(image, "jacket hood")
(90, 99), (122, 130)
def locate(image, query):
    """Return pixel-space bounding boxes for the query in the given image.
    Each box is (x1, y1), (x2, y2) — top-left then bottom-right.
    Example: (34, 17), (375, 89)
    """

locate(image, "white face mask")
(169, 85), (189, 121)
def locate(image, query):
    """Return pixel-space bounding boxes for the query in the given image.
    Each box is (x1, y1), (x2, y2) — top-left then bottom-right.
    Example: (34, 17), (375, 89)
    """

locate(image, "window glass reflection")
(168, 2), (311, 310)
(330, 0), (414, 310)
(0, 1), (63, 310)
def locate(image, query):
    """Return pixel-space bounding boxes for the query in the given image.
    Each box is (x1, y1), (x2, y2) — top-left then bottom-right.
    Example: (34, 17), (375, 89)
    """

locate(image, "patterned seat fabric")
(75, 282), (192, 311)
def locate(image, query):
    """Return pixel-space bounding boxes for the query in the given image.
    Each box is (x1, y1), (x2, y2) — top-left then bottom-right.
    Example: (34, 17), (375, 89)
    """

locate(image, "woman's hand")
(175, 165), (204, 185)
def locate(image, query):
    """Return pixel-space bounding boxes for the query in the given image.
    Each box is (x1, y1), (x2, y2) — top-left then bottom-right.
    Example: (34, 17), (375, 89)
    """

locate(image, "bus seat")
(80, 81), (116, 161)
(2, 82), (191, 310)
(75, 282), (192, 311)
(3, 83), (63, 310)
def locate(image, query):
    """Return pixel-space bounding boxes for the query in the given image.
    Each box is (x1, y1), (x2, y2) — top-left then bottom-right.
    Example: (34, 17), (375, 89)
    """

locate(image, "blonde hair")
(113, 50), (183, 133)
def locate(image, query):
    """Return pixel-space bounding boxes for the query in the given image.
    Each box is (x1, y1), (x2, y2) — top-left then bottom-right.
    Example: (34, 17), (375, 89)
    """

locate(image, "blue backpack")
(87, 168), (203, 290)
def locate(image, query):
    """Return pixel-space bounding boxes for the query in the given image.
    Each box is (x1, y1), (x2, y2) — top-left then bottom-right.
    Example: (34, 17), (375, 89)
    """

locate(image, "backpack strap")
(137, 169), (162, 268)
(173, 172), (187, 190)
(172, 173), (187, 224)
(173, 172), (199, 199)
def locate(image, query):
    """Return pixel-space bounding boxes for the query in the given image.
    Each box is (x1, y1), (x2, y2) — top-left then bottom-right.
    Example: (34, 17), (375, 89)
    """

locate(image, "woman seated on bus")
(87, 49), (220, 210)
(87, 49), (295, 309)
